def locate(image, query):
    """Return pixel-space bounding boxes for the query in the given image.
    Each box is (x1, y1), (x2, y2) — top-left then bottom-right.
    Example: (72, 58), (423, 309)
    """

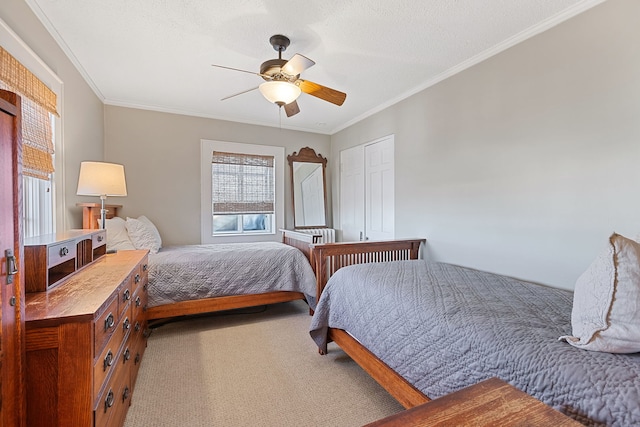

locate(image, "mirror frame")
(288, 147), (328, 229)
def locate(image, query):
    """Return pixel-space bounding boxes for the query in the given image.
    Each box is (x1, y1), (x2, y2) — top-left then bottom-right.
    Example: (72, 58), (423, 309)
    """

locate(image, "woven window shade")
(211, 151), (275, 214)
(0, 46), (58, 116)
(1, 46), (57, 180)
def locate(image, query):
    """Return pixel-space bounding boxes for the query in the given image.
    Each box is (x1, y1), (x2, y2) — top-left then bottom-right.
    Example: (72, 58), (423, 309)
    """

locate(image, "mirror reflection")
(288, 148), (327, 228)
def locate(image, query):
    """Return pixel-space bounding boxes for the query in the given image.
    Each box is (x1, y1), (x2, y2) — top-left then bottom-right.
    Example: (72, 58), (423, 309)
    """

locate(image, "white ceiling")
(27, 0), (603, 135)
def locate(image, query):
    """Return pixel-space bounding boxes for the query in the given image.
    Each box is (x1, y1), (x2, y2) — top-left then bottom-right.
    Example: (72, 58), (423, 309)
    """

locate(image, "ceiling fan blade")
(211, 63), (261, 76)
(282, 54), (315, 76)
(298, 80), (346, 106)
(284, 100), (300, 117)
(221, 86), (259, 101)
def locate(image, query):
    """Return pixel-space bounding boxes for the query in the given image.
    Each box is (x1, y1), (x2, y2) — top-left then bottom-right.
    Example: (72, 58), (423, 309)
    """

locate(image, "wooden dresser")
(25, 250), (150, 427)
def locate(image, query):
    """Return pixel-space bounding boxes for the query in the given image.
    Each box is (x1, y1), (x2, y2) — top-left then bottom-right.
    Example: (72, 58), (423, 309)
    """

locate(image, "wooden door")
(0, 89), (26, 427)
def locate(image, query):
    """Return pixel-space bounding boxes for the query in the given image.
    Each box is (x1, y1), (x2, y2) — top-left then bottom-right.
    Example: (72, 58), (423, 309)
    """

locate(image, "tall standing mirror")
(288, 147), (328, 228)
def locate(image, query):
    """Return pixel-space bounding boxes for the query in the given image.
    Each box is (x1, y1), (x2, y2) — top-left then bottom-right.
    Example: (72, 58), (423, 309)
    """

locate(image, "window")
(1, 19), (62, 237)
(200, 140), (285, 243)
(211, 151), (274, 235)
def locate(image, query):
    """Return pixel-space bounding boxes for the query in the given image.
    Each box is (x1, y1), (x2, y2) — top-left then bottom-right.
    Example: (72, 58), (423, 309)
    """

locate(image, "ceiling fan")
(212, 34), (346, 117)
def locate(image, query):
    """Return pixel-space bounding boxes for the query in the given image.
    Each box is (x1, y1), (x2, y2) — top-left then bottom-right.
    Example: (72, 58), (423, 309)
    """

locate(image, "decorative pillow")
(560, 233), (640, 353)
(103, 217), (136, 252)
(126, 216), (162, 254)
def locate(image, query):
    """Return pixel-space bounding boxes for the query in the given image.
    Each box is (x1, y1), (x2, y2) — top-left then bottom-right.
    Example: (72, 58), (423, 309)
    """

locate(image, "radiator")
(296, 228), (336, 244)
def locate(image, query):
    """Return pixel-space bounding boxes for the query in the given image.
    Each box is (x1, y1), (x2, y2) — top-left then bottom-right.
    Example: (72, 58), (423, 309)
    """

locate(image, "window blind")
(211, 151), (275, 214)
(1, 45), (57, 180)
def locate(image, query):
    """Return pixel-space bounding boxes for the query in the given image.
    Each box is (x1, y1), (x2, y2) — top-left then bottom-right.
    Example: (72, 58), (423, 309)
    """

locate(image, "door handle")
(5, 249), (18, 284)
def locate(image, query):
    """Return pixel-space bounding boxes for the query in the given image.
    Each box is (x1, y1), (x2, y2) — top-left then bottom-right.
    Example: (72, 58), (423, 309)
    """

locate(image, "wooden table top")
(365, 377), (582, 426)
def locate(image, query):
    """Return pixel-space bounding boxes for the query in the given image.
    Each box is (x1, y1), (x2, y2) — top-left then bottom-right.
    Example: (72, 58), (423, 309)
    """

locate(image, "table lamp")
(76, 161), (128, 229)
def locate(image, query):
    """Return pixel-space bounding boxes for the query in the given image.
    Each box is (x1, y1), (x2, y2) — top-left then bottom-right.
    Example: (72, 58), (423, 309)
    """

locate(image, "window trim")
(200, 140), (284, 244)
(1, 17), (64, 232)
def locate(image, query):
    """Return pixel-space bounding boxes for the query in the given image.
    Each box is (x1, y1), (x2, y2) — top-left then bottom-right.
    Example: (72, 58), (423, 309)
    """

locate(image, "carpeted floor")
(124, 300), (403, 427)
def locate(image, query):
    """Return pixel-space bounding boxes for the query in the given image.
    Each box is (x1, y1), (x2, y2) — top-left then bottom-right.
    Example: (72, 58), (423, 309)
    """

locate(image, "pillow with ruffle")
(560, 233), (640, 353)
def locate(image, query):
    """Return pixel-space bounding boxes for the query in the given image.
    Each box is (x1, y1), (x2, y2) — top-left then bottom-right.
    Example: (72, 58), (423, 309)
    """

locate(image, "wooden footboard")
(281, 229), (322, 270)
(311, 238), (425, 300)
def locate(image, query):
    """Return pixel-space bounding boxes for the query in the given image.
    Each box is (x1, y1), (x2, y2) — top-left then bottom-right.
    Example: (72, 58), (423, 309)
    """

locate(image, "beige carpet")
(124, 300), (404, 427)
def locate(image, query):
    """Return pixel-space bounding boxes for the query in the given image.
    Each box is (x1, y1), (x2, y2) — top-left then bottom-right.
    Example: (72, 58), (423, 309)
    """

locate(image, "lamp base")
(100, 195), (107, 229)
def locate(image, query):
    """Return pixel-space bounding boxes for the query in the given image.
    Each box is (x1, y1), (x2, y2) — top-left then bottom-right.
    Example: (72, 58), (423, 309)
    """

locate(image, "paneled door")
(339, 135), (395, 242)
(365, 136), (395, 241)
(0, 90), (26, 427)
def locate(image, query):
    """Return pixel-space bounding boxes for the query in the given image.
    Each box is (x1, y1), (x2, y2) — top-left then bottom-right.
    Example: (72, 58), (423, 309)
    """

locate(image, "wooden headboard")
(77, 203), (122, 229)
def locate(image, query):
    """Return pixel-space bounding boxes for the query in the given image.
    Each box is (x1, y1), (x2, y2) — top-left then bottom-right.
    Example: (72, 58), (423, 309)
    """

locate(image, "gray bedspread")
(309, 260), (640, 426)
(148, 242), (317, 309)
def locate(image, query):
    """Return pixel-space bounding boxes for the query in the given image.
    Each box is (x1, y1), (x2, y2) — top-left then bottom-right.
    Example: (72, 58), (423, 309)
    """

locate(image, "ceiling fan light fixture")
(259, 81), (301, 106)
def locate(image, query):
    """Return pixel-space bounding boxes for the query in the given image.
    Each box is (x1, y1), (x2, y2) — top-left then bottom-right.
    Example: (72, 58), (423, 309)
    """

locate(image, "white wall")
(0, 0), (105, 230)
(330, 0), (640, 290)
(104, 106), (331, 245)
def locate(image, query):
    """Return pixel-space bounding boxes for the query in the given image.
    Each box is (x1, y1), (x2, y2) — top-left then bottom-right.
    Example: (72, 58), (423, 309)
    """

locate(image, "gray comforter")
(148, 242), (317, 309)
(309, 260), (640, 426)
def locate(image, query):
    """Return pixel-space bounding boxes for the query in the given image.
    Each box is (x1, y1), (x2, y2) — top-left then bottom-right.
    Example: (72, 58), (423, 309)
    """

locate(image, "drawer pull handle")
(97, 235), (104, 242)
(104, 313), (115, 331)
(104, 390), (115, 412)
(103, 350), (114, 371)
(135, 296), (141, 307)
(59, 246), (69, 257)
(143, 283), (147, 292)
(134, 353), (141, 365)
(123, 289), (131, 301)
(124, 348), (131, 362)
(123, 317), (130, 331)
(122, 386), (130, 402)
(134, 321), (141, 332)
(143, 264), (148, 271)
(135, 274), (141, 284)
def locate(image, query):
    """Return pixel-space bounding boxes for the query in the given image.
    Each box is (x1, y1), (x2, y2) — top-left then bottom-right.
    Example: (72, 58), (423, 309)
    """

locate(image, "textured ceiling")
(26, 0), (602, 134)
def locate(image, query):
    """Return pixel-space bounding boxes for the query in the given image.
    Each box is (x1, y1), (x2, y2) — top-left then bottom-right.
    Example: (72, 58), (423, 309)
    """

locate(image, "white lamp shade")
(259, 81), (301, 106)
(76, 161), (128, 196)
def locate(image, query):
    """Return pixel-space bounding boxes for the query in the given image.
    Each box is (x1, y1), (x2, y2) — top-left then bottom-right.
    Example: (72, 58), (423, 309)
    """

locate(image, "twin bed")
(91, 214), (638, 425)
(309, 239), (640, 426)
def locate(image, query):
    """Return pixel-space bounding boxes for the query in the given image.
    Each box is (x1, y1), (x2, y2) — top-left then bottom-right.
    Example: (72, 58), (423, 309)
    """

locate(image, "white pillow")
(103, 217), (136, 252)
(138, 215), (162, 248)
(126, 216), (162, 254)
(560, 233), (640, 353)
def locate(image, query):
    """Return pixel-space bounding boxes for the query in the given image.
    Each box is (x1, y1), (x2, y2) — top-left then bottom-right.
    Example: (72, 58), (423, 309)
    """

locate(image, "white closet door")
(339, 135), (394, 242)
(340, 144), (365, 241)
(365, 136), (395, 240)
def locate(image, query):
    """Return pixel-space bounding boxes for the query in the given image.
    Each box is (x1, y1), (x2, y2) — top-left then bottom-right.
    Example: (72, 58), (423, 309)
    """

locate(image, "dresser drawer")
(92, 230), (107, 249)
(93, 311), (131, 398)
(94, 296), (119, 356)
(118, 276), (133, 316)
(132, 286), (148, 322)
(95, 356), (132, 427)
(130, 333), (147, 392)
(47, 240), (76, 268)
